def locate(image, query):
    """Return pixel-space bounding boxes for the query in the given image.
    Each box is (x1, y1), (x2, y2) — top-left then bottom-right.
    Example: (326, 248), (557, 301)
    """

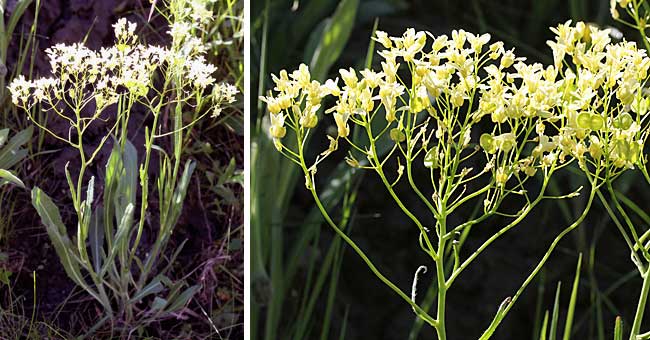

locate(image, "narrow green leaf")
(614, 316), (623, 340)
(309, 0), (360, 81)
(167, 160), (196, 228)
(100, 203), (134, 276)
(532, 270), (547, 339)
(539, 310), (549, 340)
(151, 296), (168, 311)
(364, 18), (379, 69)
(89, 206), (104, 273)
(0, 1), (6, 57)
(6, 0), (34, 39)
(0, 126), (32, 169)
(0, 128), (8, 147)
(103, 143), (121, 244)
(302, 20), (328, 67)
(31, 188), (88, 293)
(64, 162), (77, 208)
(79, 176), (95, 242)
(549, 282), (562, 340)
(122, 140), (138, 205)
(616, 191), (650, 227)
(130, 275), (165, 303)
(479, 296), (512, 339)
(338, 305), (350, 340)
(562, 254), (582, 340)
(166, 284), (201, 313)
(292, 0), (335, 44)
(86, 175), (95, 206)
(0, 169), (24, 188)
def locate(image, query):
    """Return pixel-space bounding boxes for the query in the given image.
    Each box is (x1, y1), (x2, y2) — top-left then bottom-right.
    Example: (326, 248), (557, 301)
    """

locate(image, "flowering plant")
(9, 0), (237, 332)
(260, 17), (650, 337)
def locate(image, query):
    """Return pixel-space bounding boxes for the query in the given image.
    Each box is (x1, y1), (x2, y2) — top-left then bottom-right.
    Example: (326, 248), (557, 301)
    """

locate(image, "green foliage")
(308, 0), (360, 81)
(251, 0), (369, 339)
(31, 143), (199, 329)
(205, 157), (243, 216)
(0, 127), (31, 188)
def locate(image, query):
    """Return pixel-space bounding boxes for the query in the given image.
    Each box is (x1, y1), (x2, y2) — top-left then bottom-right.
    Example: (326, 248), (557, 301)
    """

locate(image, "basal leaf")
(165, 284), (201, 313)
(0, 169), (24, 188)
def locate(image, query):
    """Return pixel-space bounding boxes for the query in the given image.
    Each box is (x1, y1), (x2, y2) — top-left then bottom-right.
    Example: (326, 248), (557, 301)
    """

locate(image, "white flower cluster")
(174, 0), (216, 25)
(260, 26), (551, 181)
(210, 82), (239, 117)
(9, 18), (224, 115)
(262, 21), (650, 189)
(167, 0), (218, 57)
(546, 21), (650, 169)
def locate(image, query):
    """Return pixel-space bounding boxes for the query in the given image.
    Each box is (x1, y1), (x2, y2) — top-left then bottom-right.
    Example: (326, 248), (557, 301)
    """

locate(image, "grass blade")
(540, 310), (549, 340)
(614, 316), (623, 340)
(550, 282), (562, 340)
(562, 254), (582, 340)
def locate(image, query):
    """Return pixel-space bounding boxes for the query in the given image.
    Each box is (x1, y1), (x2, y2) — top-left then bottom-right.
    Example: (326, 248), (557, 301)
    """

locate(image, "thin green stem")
(300, 161), (438, 328)
(364, 120), (438, 260)
(480, 182), (597, 339)
(631, 269), (650, 339)
(435, 216), (448, 340)
(607, 181), (650, 262)
(596, 189), (645, 272)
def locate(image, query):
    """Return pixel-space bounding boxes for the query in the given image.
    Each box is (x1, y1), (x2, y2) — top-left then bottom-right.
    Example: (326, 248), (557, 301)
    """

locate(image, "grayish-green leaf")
(0, 128), (8, 147)
(0, 126), (32, 169)
(100, 203), (134, 276)
(309, 0), (360, 81)
(31, 187), (101, 301)
(0, 169), (24, 188)
(130, 275), (166, 303)
(166, 284), (201, 313)
(89, 205), (105, 274)
(151, 296), (168, 311)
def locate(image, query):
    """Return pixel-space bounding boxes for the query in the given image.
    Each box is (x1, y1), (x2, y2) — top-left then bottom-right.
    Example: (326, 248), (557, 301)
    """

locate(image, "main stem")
(436, 215), (448, 340)
(631, 268), (650, 339)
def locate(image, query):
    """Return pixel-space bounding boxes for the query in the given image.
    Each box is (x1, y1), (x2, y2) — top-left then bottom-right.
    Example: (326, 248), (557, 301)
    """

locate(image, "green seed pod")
(576, 112), (591, 129)
(424, 148), (439, 169)
(577, 112), (604, 130)
(390, 128), (406, 142)
(480, 133), (497, 154)
(615, 140), (631, 160)
(497, 133), (516, 152)
(589, 114), (604, 130)
(614, 112), (633, 130)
